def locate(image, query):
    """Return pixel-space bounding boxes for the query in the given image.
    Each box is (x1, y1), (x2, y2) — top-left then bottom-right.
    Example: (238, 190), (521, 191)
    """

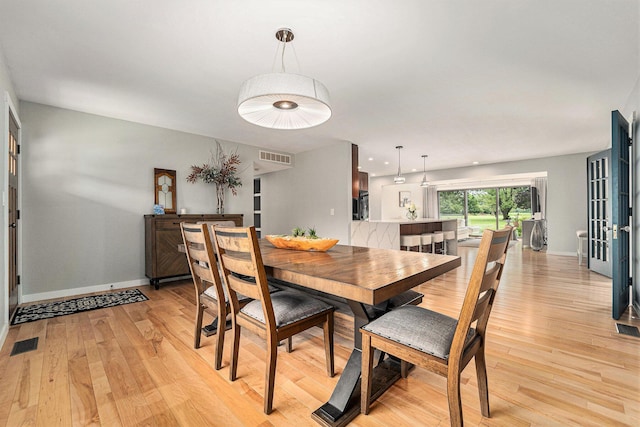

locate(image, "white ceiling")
(0, 1), (638, 177)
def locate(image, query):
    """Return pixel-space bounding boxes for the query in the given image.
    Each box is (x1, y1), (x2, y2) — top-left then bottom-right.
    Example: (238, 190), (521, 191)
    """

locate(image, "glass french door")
(587, 150), (612, 278)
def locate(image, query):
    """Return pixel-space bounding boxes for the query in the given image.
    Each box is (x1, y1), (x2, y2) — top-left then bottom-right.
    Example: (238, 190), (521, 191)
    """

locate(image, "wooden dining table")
(180, 238), (461, 425)
(257, 240), (461, 426)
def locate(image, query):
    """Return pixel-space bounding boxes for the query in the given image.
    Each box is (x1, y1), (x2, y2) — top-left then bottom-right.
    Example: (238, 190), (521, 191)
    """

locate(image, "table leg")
(312, 300), (402, 426)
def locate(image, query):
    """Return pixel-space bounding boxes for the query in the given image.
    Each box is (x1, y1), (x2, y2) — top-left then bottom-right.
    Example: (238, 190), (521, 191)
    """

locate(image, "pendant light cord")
(281, 30), (287, 73)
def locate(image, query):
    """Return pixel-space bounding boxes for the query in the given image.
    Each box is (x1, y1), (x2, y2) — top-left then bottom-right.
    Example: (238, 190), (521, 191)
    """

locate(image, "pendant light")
(420, 154), (429, 187)
(237, 28), (331, 130)
(394, 146), (406, 184)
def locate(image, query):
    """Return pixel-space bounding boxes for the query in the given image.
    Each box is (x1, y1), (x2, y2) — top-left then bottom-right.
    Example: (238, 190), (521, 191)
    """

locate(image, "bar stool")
(442, 230), (456, 255)
(576, 230), (587, 265)
(431, 232), (444, 254)
(400, 235), (421, 252)
(420, 233), (433, 253)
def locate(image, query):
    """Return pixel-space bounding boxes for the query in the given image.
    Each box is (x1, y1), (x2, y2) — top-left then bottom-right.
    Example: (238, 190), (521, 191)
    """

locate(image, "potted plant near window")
(186, 141), (242, 214)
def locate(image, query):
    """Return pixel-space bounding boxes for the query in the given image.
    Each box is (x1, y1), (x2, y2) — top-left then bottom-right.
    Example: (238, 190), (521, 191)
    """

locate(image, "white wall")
(380, 182), (424, 220)
(261, 141), (352, 243)
(19, 102), (266, 298)
(370, 153), (590, 255)
(18, 102), (353, 302)
(0, 50), (18, 114)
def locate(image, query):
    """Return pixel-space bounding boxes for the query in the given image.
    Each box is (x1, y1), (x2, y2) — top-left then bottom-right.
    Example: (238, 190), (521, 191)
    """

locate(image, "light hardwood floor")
(1, 244), (639, 426)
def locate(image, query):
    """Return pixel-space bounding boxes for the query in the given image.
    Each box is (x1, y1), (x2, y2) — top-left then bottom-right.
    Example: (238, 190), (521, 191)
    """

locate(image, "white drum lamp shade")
(238, 72), (331, 130)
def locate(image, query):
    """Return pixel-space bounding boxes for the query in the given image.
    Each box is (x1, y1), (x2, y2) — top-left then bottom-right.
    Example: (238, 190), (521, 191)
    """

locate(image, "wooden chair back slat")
(191, 262), (215, 285)
(182, 225), (207, 243)
(186, 249), (209, 264)
(219, 252), (257, 278)
(227, 272), (262, 301)
(183, 225), (212, 264)
(470, 289), (493, 324)
(485, 234), (510, 262)
(478, 263), (502, 294)
(214, 229), (255, 253)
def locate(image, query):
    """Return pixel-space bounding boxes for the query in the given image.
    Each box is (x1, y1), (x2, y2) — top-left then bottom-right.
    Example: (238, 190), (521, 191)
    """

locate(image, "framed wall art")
(154, 168), (177, 214)
(399, 191), (411, 207)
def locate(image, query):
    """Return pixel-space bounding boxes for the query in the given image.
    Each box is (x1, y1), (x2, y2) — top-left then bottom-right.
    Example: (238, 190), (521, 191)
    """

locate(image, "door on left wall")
(8, 110), (19, 320)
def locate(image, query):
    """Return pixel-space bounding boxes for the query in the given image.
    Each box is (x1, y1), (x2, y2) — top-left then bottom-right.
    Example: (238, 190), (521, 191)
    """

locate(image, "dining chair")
(180, 222), (251, 370)
(211, 225), (336, 415)
(360, 227), (513, 426)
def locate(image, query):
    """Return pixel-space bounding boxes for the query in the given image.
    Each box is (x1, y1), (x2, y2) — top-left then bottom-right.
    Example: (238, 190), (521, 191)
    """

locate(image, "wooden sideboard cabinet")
(144, 214), (243, 289)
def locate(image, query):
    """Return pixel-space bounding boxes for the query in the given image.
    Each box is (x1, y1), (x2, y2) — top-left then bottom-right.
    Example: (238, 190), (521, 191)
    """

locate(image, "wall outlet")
(330, 208), (335, 216)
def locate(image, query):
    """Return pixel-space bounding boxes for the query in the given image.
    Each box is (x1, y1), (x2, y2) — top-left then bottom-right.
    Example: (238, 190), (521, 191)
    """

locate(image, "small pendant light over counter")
(237, 28), (331, 130)
(420, 154), (429, 187)
(394, 145), (405, 184)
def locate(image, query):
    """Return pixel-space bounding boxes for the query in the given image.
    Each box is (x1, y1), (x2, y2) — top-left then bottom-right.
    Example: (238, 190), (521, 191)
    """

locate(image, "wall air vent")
(259, 150), (292, 165)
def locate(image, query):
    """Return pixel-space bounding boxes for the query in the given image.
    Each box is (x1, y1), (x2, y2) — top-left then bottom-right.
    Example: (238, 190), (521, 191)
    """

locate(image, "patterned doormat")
(11, 289), (149, 325)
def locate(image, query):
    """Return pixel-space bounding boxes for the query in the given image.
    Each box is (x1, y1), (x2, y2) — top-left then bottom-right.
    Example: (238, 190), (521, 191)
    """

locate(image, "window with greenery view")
(438, 186), (532, 236)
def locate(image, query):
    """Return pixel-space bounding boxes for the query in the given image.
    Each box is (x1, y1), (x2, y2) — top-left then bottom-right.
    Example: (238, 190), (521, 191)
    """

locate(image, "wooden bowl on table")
(265, 235), (339, 252)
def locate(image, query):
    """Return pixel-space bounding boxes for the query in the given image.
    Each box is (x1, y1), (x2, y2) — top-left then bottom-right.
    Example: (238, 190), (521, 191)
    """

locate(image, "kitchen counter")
(351, 218), (458, 254)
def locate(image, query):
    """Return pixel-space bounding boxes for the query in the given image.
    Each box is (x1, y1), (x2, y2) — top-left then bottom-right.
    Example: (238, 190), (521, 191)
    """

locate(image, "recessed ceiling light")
(384, 161), (389, 165)
(472, 161), (479, 165)
(411, 168), (417, 172)
(368, 157), (373, 161)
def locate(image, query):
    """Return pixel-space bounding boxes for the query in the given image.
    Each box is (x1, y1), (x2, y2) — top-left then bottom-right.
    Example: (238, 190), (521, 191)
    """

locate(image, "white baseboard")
(21, 279), (149, 304)
(0, 321), (8, 352)
(546, 251), (577, 257)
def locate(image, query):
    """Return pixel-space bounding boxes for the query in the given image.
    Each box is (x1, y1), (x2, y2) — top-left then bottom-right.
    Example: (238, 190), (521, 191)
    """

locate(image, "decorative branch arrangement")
(186, 141), (242, 214)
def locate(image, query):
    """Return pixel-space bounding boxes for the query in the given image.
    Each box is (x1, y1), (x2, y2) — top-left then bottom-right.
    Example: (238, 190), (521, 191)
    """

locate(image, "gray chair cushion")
(241, 291), (334, 328)
(361, 305), (474, 360)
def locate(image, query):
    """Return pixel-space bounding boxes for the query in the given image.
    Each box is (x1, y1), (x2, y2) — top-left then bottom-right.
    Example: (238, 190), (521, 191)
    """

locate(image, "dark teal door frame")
(611, 110), (631, 320)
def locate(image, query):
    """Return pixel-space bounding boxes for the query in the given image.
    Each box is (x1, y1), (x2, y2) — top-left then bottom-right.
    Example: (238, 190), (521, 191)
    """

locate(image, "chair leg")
(194, 303), (204, 349)
(264, 338), (278, 414)
(214, 308), (227, 370)
(229, 323), (241, 382)
(360, 333), (374, 415)
(475, 347), (490, 417)
(323, 314), (335, 377)
(447, 370), (463, 427)
(286, 337), (293, 353)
